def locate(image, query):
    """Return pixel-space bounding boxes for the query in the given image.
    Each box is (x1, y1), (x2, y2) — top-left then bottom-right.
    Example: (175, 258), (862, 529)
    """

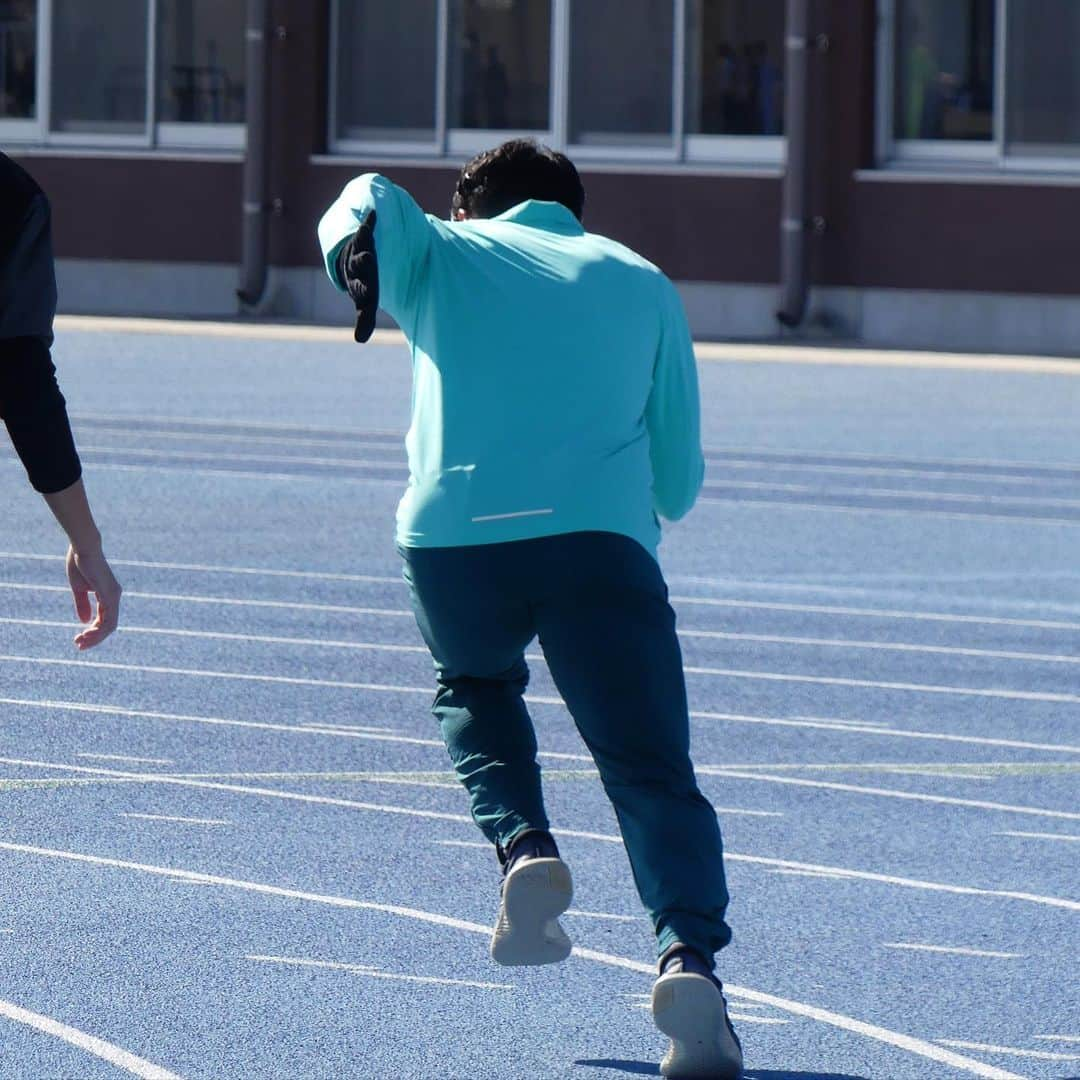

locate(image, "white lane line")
(78, 753), (174, 765)
(0, 581), (415, 616)
(298, 723), (396, 733)
(678, 629), (1080, 666)
(0, 550), (402, 585)
(727, 1014), (790, 1025)
(64, 408), (399, 436)
(7, 613), (1077, 669)
(2, 759), (1077, 915)
(0, 617), (429, 655)
(564, 910), (644, 923)
(714, 807), (784, 818)
(697, 494), (1080, 529)
(995, 830), (1080, 843)
(7, 577), (1080, 633)
(75, 445), (408, 471)
(683, 665), (1080, 706)
(937, 1040), (1080, 1062)
(245, 954), (511, 991)
(696, 766), (1080, 822)
(71, 426), (405, 454)
(878, 768), (993, 781)
(120, 813), (232, 826)
(670, 594), (1080, 632)
(883, 943), (1023, 959)
(5, 650), (1079, 710)
(0, 999), (182, 1079)
(435, 840), (489, 849)
(0, 841), (1027, 1080)
(1035, 1035), (1080, 1043)
(767, 869), (850, 881)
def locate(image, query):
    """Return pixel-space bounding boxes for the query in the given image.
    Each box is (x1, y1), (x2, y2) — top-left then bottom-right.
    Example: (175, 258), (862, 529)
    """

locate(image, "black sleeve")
(0, 336), (82, 494)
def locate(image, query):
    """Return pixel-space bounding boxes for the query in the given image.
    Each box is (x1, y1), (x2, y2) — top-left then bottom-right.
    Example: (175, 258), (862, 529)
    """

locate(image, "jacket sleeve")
(644, 278), (705, 522)
(317, 173), (434, 326)
(0, 192), (58, 344)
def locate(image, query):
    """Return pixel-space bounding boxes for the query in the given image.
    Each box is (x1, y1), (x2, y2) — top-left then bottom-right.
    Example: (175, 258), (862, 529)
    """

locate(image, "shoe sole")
(490, 857), (573, 967)
(652, 972), (743, 1079)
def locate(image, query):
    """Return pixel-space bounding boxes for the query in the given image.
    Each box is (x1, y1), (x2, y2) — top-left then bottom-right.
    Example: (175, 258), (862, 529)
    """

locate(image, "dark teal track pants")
(400, 531), (732, 962)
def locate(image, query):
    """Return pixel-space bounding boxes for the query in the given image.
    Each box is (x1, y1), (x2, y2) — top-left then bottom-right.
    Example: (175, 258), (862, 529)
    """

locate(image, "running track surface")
(0, 320), (1077, 1080)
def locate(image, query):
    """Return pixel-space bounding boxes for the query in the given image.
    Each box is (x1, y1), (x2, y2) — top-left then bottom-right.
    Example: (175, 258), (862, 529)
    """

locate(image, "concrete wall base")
(55, 258), (1080, 358)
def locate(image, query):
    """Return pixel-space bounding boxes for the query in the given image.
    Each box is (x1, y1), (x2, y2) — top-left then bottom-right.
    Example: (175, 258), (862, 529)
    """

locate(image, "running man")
(1, 152), (121, 649)
(318, 139), (741, 1079)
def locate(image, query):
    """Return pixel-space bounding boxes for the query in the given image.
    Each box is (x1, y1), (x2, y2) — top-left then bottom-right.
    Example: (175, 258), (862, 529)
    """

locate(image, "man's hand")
(338, 209), (379, 343)
(66, 542), (121, 650)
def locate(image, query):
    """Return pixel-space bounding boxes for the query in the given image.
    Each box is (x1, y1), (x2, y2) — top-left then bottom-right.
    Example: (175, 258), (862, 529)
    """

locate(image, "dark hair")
(451, 139), (585, 222)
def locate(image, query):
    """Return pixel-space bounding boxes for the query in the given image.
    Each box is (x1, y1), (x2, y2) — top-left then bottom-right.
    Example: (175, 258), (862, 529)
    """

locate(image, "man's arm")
(644, 280), (705, 522)
(317, 173), (435, 329)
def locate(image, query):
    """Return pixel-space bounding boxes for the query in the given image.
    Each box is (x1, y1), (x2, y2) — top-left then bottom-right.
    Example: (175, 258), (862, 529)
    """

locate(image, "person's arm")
(644, 279), (705, 522)
(317, 173), (435, 327)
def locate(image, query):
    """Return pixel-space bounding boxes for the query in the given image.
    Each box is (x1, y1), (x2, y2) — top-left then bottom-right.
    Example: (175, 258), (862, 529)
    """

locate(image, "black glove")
(337, 209), (379, 343)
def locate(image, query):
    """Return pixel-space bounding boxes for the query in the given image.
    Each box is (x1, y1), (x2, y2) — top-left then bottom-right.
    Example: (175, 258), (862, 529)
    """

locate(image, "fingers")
(73, 592), (119, 650)
(354, 307), (377, 344)
(68, 547), (122, 650)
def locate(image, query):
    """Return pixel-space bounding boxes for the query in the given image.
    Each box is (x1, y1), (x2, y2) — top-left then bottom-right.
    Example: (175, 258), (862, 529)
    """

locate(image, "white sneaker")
(489, 832), (573, 966)
(652, 949), (743, 1079)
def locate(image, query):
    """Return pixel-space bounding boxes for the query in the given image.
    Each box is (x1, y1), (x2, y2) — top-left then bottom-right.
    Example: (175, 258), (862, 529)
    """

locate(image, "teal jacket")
(318, 174), (704, 558)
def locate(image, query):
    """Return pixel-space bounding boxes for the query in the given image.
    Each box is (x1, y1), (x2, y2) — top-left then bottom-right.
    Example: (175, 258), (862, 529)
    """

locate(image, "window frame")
(0, 0), (245, 151)
(329, 0), (787, 168)
(877, 0), (1080, 175)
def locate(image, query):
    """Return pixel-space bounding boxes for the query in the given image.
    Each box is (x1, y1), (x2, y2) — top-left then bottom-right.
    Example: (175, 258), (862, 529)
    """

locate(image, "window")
(330, 0), (785, 166)
(880, 0), (1080, 171)
(0, 0), (244, 149)
(0, 0), (36, 121)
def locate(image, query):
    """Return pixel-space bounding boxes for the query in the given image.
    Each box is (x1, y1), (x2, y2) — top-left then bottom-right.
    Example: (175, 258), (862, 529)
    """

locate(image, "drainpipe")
(776, 0), (812, 329)
(237, 0), (270, 308)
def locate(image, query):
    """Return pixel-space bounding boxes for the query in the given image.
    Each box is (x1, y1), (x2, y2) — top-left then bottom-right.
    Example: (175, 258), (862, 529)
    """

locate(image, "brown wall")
(10, 0), (1079, 297)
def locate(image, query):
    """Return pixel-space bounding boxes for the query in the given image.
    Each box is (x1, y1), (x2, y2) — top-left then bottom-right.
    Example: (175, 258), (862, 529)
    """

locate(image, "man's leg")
(400, 543), (545, 849)
(532, 532), (732, 964)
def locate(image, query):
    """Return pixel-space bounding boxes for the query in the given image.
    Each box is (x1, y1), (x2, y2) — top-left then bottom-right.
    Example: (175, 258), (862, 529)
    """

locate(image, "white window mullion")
(672, 0), (685, 161)
(993, 0), (1007, 163)
(875, 0), (895, 165)
(146, 0), (158, 147)
(435, 0), (448, 153)
(550, 0), (569, 150)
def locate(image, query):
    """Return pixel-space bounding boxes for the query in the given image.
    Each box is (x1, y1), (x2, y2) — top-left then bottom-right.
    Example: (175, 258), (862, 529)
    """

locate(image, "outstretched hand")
(340, 209), (379, 343)
(66, 543), (122, 650)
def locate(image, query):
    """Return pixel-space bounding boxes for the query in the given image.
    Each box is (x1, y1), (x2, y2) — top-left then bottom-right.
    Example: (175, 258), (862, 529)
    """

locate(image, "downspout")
(237, 0), (270, 308)
(776, 0), (812, 328)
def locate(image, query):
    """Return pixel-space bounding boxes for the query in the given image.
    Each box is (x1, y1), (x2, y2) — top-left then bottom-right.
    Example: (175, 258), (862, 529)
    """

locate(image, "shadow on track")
(575, 1062), (869, 1079)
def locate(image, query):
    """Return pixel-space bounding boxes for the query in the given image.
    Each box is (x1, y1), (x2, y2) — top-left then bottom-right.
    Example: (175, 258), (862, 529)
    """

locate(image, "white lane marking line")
(670, 594), (1080, 632)
(56, 316), (404, 346)
(435, 840), (489, 849)
(245, 954), (511, 991)
(0, 929), (13, 934)
(877, 767), (994, 781)
(696, 766), (1080, 822)
(65, 409), (401, 437)
(75, 445), (408, 471)
(120, 813), (232, 826)
(1035, 1035), (1080, 1043)
(298, 723), (395, 733)
(564, 910), (644, 922)
(70, 427), (404, 453)
(0, 581), (415, 616)
(679, 629), (1080, 666)
(727, 1014), (790, 1025)
(883, 943), (1023, 959)
(471, 508), (554, 523)
(0, 841), (1028, 1080)
(2, 760), (1077, 914)
(0, 999), (182, 1079)
(8, 577), (1080, 633)
(684, 665), (1080, 706)
(937, 1040), (1080, 1062)
(714, 807), (784, 818)
(996, 830), (1080, 842)
(78, 753), (174, 765)
(696, 710), (1080, 755)
(767, 869), (851, 881)
(0, 617), (430, 655)
(0, 550), (402, 585)
(5, 651), (1080, 713)
(697, 494), (1080, 529)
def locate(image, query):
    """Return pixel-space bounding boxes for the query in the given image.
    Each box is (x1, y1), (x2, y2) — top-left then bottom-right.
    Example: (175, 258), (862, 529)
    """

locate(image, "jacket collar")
(491, 200), (584, 236)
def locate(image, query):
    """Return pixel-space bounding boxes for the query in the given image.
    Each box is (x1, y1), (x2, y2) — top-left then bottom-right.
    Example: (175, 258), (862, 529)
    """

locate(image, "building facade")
(2, 0), (1078, 353)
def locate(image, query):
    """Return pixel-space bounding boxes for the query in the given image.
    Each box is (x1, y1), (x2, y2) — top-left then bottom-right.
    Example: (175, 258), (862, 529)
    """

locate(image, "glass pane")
(0, 0), (36, 120)
(685, 0), (785, 136)
(570, 0), (673, 148)
(158, 0), (245, 124)
(51, 0), (148, 134)
(336, 0), (437, 143)
(449, 0), (550, 131)
(893, 0), (995, 141)
(1005, 0), (1080, 158)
